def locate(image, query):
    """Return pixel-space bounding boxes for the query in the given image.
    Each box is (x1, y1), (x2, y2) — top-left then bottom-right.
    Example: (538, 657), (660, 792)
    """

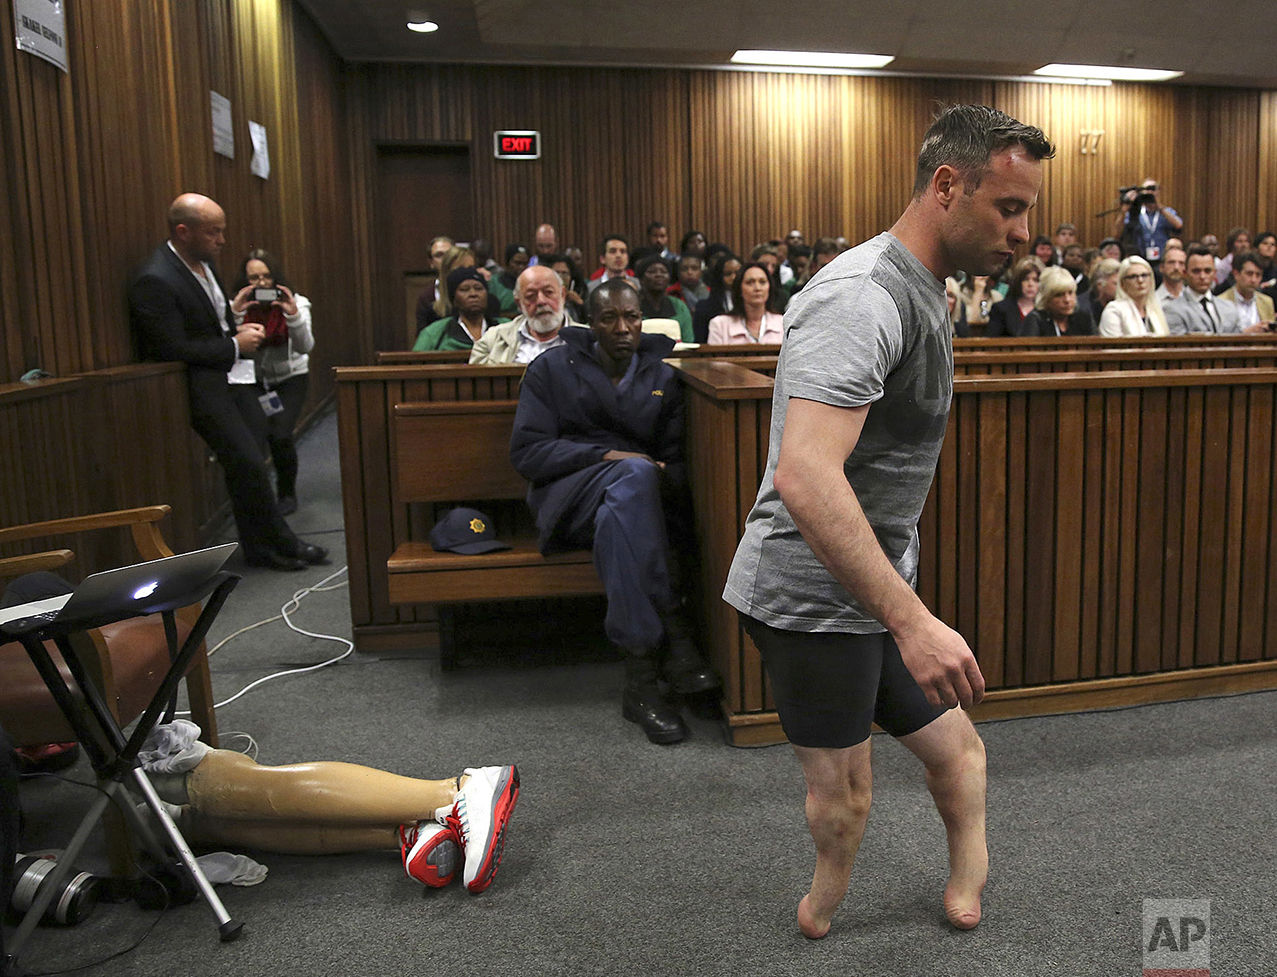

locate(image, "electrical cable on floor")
(177, 565), (353, 713)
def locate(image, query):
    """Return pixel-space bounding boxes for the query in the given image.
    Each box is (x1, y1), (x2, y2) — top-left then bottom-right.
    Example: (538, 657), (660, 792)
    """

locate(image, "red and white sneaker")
(399, 821), (461, 888)
(437, 765), (519, 894)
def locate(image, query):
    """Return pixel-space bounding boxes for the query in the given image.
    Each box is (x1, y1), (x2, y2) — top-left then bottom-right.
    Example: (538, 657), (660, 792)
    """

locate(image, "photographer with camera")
(1112, 178), (1182, 264)
(231, 249), (314, 517)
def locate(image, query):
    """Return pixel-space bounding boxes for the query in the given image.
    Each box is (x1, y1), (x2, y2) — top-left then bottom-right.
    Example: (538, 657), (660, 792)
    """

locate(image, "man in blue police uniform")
(510, 280), (717, 744)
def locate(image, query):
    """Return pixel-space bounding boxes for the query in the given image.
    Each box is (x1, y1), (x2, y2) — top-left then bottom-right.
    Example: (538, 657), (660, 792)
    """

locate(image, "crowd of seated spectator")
(412, 208), (1277, 351)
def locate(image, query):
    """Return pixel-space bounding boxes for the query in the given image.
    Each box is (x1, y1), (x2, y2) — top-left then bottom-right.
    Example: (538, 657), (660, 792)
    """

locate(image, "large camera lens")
(11, 853), (99, 925)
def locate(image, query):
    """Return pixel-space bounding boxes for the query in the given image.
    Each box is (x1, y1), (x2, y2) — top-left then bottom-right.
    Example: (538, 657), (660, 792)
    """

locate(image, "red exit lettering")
(502, 137), (532, 152)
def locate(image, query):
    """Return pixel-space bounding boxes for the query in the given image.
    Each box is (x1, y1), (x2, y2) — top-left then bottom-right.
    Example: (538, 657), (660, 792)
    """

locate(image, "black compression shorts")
(742, 614), (946, 749)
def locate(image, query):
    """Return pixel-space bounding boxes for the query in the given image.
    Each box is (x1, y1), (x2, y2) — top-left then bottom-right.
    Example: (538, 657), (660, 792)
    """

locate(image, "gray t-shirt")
(723, 232), (952, 632)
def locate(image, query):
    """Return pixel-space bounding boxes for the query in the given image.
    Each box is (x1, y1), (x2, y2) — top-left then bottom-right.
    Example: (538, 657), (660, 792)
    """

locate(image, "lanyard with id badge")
(1140, 208), (1162, 261)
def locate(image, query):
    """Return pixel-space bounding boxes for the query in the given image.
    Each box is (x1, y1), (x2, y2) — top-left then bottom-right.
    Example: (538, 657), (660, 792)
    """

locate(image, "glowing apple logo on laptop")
(132, 581), (159, 600)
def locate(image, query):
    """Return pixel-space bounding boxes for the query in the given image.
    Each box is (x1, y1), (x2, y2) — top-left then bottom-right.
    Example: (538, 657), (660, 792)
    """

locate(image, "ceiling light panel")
(731, 50), (895, 69)
(1035, 63), (1183, 82)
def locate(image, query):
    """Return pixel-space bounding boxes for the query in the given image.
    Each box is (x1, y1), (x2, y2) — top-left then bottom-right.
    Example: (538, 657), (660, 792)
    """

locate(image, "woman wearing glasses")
(1099, 256), (1168, 336)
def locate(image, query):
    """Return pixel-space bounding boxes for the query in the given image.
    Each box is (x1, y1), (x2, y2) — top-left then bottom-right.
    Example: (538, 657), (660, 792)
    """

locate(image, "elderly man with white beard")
(468, 264), (584, 364)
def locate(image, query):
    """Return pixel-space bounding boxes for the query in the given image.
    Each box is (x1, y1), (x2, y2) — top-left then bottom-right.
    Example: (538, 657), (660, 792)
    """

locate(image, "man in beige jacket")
(468, 265), (583, 365)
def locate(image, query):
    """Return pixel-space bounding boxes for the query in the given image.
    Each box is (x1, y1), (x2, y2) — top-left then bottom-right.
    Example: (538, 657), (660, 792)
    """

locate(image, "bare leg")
(184, 751), (459, 824)
(178, 808), (398, 855)
(791, 740), (873, 939)
(898, 709), (987, 930)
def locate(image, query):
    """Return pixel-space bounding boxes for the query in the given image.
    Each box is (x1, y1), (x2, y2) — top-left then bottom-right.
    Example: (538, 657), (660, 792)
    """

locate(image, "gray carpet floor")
(10, 408), (1276, 976)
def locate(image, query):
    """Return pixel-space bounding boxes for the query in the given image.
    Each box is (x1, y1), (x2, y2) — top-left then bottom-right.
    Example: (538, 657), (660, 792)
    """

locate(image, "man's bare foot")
(797, 893), (832, 939)
(942, 836), (987, 930)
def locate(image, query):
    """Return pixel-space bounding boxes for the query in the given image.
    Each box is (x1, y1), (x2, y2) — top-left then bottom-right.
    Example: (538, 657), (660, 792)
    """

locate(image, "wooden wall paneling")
(1113, 390), (1141, 674)
(1003, 393), (1027, 688)
(291, 9), (359, 401)
(1205, 90), (1261, 239)
(1219, 386), (1248, 664)
(343, 70), (378, 366)
(955, 396), (979, 645)
(1267, 386), (1277, 662)
(1176, 386), (1205, 670)
(1194, 386), (1230, 666)
(1133, 388), (1168, 673)
(350, 65), (1277, 304)
(1097, 389), (1122, 677)
(1258, 91), (1277, 234)
(976, 393), (1007, 689)
(1237, 385), (1273, 662)
(1022, 390), (1056, 685)
(0, 3), (24, 382)
(1052, 390), (1085, 682)
(0, 369), (209, 572)
(1079, 388), (1105, 679)
(1159, 387), (1188, 672)
(358, 380), (397, 625)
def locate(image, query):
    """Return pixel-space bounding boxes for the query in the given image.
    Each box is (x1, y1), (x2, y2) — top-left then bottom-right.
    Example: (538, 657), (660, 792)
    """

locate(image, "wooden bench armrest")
(0, 549), (76, 579)
(0, 506), (175, 563)
(0, 505), (172, 546)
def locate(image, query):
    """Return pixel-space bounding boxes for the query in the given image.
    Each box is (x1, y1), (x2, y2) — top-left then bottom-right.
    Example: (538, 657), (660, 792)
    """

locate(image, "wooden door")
(374, 146), (473, 350)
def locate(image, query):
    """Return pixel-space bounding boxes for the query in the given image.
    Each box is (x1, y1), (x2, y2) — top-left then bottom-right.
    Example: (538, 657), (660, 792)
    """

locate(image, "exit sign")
(494, 130), (540, 160)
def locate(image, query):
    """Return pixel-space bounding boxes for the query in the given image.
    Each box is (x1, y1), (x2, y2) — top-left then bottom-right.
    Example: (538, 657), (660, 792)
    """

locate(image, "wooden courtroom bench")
(385, 399), (603, 666)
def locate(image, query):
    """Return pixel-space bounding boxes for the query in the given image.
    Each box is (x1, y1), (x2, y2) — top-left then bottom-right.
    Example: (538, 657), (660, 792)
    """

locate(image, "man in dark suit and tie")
(129, 193), (326, 570)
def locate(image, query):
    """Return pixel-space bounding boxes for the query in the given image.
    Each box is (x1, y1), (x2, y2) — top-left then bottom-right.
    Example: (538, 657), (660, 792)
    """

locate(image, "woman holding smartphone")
(230, 249), (314, 516)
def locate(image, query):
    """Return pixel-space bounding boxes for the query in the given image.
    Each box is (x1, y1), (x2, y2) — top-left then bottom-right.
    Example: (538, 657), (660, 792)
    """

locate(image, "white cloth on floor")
(137, 719), (212, 774)
(197, 852), (268, 887)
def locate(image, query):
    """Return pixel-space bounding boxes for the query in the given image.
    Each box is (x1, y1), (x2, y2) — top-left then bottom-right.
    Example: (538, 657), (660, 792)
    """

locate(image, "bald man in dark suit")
(129, 193), (325, 570)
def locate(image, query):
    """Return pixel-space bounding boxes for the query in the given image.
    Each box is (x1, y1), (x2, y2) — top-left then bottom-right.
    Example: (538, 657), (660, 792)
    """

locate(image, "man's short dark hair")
(912, 104), (1055, 197)
(646, 221), (666, 236)
(788, 244), (812, 260)
(1187, 245), (1214, 261)
(1234, 250), (1264, 275)
(588, 277), (639, 319)
(599, 234), (629, 256)
(812, 237), (841, 258)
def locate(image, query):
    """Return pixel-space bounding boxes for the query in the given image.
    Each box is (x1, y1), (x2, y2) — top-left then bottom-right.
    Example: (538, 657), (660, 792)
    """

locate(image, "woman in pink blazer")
(707, 262), (785, 345)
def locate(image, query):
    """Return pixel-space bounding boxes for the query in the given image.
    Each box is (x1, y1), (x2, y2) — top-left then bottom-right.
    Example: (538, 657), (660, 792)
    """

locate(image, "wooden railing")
(340, 344), (1277, 741)
(677, 360), (1277, 742)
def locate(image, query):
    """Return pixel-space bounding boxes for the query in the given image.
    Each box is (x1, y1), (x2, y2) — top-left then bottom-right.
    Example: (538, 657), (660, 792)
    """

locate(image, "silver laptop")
(0, 543), (238, 634)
